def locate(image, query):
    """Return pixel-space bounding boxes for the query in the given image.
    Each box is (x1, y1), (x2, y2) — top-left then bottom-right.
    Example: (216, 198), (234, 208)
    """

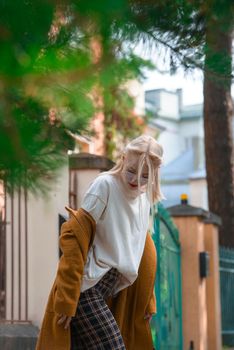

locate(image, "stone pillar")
(203, 220), (222, 350)
(69, 152), (114, 208)
(168, 203), (222, 350)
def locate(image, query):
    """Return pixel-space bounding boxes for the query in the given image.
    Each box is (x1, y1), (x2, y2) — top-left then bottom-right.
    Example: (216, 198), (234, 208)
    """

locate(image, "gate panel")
(152, 204), (183, 350)
(220, 246), (234, 346)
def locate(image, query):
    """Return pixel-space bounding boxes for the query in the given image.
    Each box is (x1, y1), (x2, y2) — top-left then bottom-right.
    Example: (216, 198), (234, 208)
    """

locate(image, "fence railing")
(220, 246), (234, 347)
(0, 212), (6, 320)
(0, 185), (30, 324)
(152, 205), (183, 350)
(0, 182), (6, 320)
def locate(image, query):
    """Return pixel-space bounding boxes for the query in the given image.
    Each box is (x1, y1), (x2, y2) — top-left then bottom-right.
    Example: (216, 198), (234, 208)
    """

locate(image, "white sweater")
(80, 173), (150, 294)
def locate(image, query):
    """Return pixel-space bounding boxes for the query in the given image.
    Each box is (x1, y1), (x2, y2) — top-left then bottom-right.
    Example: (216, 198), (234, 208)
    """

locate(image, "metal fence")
(220, 246), (234, 346)
(0, 182), (6, 320)
(152, 204), (183, 350)
(0, 211), (6, 319)
(0, 185), (29, 323)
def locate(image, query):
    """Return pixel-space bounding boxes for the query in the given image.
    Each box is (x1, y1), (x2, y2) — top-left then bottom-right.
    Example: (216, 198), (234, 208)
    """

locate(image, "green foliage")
(0, 2), (66, 192)
(0, 0), (156, 190)
(0, 0), (54, 77)
(0, 88), (70, 192)
(0, 1), (97, 192)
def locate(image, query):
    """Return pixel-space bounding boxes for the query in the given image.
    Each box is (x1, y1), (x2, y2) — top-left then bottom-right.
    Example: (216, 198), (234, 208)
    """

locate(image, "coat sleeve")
(53, 207), (95, 317)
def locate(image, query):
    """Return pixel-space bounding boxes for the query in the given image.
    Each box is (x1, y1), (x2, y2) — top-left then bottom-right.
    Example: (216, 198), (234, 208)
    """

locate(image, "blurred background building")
(145, 88), (207, 209)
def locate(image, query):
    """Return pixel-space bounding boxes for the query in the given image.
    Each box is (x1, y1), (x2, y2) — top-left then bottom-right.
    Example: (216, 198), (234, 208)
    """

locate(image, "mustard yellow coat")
(36, 207), (156, 350)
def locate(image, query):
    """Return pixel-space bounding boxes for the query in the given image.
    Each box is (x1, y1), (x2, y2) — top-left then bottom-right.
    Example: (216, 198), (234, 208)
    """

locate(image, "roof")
(189, 168), (206, 180)
(161, 148), (206, 182)
(161, 148), (194, 181)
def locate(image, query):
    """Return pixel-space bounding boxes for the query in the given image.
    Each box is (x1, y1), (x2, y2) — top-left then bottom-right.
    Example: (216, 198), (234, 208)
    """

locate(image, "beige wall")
(27, 165), (69, 326)
(76, 169), (101, 208)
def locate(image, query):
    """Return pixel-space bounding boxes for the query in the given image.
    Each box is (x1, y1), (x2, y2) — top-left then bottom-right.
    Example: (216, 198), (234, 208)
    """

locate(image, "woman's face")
(121, 154), (149, 191)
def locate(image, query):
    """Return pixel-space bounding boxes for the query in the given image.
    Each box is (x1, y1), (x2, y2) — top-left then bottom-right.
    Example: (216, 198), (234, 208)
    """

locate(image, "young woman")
(36, 135), (163, 350)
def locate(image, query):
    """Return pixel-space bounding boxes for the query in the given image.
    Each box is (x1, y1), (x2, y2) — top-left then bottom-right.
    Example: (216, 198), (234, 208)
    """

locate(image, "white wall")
(180, 118), (204, 139)
(76, 169), (101, 207)
(158, 132), (183, 165)
(189, 178), (208, 210)
(157, 118), (185, 164)
(28, 164), (69, 326)
(158, 91), (179, 120)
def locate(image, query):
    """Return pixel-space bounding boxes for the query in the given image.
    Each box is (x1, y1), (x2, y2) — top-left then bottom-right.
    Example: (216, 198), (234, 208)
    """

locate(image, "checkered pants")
(70, 268), (126, 349)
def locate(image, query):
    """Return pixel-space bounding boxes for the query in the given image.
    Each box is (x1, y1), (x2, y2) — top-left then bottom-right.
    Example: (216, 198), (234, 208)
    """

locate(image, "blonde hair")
(105, 135), (164, 206)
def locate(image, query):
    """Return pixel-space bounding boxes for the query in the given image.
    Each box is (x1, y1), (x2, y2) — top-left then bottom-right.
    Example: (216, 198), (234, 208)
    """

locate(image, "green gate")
(151, 204), (183, 350)
(219, 246), (234, 346)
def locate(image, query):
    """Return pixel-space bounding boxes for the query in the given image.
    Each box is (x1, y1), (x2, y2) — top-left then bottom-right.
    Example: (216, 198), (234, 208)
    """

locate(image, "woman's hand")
(57, 314), (72, 329)
(144, 313), (153, 322)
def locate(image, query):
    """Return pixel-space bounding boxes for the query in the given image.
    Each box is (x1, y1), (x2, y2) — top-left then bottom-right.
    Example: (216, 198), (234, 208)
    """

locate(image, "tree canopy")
(0, 0), (152, 191)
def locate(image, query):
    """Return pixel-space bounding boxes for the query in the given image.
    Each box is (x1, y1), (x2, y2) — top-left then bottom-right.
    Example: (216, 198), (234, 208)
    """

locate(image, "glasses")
(125, 169), (148, 185)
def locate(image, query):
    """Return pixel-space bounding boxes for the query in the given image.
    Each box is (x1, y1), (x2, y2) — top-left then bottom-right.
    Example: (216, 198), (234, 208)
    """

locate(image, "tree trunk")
(203, 22), (234, 247)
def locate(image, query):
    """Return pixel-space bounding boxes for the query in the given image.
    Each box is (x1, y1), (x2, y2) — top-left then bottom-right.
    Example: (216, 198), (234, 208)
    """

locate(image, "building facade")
(145, 88), (208, 209)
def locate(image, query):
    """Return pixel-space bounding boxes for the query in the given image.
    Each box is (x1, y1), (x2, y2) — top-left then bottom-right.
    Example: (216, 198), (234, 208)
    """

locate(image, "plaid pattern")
(70, 268), (126, 350)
